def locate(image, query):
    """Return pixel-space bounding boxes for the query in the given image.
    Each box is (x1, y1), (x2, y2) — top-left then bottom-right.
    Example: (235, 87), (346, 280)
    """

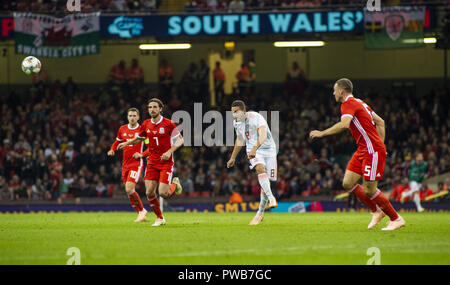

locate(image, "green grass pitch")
(0, 212), (449, 265)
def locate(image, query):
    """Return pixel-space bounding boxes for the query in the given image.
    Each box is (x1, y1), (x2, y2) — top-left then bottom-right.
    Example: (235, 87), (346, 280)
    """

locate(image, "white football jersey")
(233, 111), (277, 157)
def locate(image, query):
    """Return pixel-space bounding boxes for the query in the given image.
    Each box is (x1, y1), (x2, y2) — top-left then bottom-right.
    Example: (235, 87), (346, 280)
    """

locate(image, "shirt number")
(153, 137), (159, 146)
(362, 103), (375, 125)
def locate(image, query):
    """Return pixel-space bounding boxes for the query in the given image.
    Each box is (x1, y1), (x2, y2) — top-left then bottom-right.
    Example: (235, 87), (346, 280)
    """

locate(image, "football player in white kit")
(227, 100), (278, 225)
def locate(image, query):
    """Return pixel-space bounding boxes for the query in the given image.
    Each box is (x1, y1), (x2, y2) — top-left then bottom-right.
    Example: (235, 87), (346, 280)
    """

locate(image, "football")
(21, 56), (41, 75)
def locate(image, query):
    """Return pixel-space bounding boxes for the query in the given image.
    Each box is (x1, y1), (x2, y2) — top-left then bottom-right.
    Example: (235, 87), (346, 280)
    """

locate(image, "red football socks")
(371, 189), (399, 221)
(349, 184), (377, 213)
(147, 195), (163, 219)
(128, 191), (144, 213)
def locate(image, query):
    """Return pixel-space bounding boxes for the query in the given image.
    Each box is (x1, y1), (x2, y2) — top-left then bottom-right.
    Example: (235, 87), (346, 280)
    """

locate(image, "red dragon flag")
(14, 12), (100, 58)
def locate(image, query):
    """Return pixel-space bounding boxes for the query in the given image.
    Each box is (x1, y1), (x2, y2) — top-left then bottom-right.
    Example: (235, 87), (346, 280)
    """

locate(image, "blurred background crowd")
(0, 57), (449, 203)
(1, 0), (443, 14)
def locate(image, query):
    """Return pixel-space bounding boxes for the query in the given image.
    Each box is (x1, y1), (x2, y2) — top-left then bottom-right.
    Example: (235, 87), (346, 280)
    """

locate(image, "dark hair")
(148, 98), (164, 109)
(335, 78), (353, 93)
(127, 107), (140, 116)
(231, 100), (246, 111)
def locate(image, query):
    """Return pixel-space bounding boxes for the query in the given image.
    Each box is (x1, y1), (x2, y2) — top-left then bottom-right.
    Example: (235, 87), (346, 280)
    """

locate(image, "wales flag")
(364, 7), (425, 49)
(14, 12), (100, 58)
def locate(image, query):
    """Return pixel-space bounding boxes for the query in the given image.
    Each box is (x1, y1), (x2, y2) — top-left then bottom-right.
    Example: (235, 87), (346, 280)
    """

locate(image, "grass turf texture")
(0, 212), (449, 265)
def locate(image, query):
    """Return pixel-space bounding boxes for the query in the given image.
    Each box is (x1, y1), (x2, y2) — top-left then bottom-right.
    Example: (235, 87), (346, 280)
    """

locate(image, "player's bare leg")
(363, 180), (405, 231)
(159, 179), (183, 199)
(145, 180), (165, 226)
(255, 164), (277, 209)
(342, 170), (384, 229)
(125, 182), (147, 222)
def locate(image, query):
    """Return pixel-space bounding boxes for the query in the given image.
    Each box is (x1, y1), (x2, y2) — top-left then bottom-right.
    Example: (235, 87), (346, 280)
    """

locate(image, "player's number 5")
(364, 166), (371, 177)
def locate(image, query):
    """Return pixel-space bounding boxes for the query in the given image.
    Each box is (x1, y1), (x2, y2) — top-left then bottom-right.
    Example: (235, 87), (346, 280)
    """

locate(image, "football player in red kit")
(310, 78), (405, 231)
(118, 98), (183, 226)
(108, 108), (147, 222)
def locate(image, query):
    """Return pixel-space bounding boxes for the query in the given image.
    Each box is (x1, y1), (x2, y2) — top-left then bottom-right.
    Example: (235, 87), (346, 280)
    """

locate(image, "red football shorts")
(346, 149), (386, 181)
(144, 163), (174, 185)
(122, 164), (143, 185)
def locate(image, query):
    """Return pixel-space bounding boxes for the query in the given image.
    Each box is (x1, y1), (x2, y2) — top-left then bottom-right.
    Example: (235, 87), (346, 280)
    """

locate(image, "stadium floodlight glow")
(402, 37), (437, 44)
(139, 43), (192, 50)
(274, 41), (325, 48)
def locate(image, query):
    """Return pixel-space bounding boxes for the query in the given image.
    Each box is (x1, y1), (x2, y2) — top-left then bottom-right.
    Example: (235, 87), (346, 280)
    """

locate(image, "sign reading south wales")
(101, 11), (364, 38)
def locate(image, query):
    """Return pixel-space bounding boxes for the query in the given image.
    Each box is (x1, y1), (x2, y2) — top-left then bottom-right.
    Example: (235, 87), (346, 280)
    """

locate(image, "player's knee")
(125, 183), (135, 194)
(342, 180), (353, 190)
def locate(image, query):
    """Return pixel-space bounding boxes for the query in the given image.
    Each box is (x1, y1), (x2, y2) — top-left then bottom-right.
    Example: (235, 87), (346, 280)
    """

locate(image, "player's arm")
(161, 135), (184, 161)
(248, 126), (267, 159)
(117, 137), (145, 150)
(108, 130), (122, 156)
(372, 112), (385, 142)
(227, 135), (244, 168)
(309, 116), (352, 139)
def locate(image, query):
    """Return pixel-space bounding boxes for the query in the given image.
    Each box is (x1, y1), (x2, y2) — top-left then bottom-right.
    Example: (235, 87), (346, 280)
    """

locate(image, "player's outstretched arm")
(227, 136), (244, 168)
(118, 137), (145, 150)
(372, 112), (385, 142)
(309, 116), (351, 139)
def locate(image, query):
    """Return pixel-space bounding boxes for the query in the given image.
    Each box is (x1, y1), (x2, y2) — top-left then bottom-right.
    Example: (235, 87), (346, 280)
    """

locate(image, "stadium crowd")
(1, 0), (442, 13)
(0, 58), (449, 203)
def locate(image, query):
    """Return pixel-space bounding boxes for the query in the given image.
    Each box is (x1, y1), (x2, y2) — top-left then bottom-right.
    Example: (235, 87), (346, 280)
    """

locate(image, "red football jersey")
(138, 116), (180, 165)
(340, 95), (385, 154)
(114, 124), (144, 168)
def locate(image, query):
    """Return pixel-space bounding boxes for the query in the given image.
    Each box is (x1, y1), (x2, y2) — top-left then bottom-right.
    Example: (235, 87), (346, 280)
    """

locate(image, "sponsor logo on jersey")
(146, 129), (151, 133)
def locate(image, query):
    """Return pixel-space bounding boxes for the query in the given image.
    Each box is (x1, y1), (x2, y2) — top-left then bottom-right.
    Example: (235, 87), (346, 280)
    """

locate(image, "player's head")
(333, 78), (353, 102)
(148, 98), (164, 119)
(416, 152), (423, 163)
(231, 100), (246, 122)
(127, 107), (140, 125)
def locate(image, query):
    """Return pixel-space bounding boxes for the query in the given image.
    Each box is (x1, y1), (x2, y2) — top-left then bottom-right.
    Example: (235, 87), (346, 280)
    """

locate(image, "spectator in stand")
(108, 60), (127, 87)
(390, 177), (410, 203)
(158, 59), (174, 102)
(284, 61), (307, 97)
(141, 0), (157, 12)
(0, 176), (8, 200)
(236, 63), (250, 97)
(8, 175), (20, 200)
(111, 0), (128, 11)
(181, 172), (194, 194)
(207, 0), (218, 11)
(303, 179), (320, 196)
(213, 61), (226, 107)
(181, 62), (200, 102)
(419, 183), (434, 201)
(127, 58), (144, 88)
(228, 0), (245, 12)
(198, 59), (210, 105)
(184, 0), (199, 12)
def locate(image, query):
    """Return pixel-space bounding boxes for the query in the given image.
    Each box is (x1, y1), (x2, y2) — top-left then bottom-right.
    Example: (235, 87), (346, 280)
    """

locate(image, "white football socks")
(257, 192), (268, 215)
(413, 193), (422, 211)
(258, 173), (274, 199)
